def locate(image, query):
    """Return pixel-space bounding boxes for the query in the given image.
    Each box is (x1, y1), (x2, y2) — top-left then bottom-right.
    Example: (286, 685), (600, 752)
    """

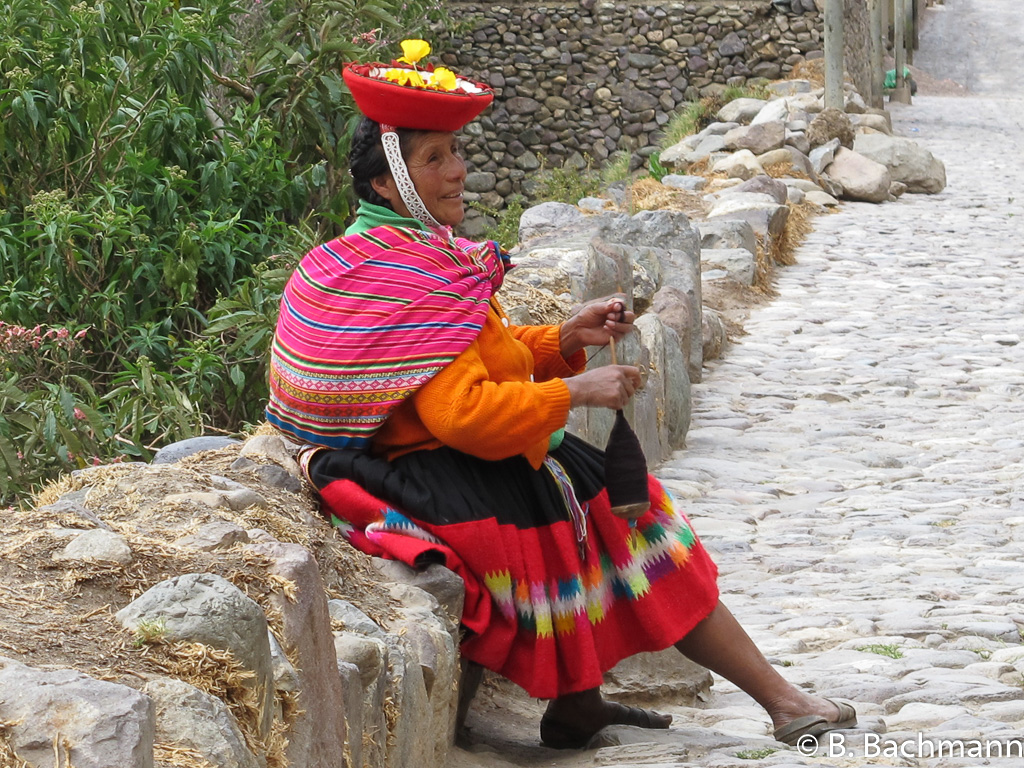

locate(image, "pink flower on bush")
(74, 407), (87, 421)
(0, 321), (86, 354)
(352, 28), (380, 44)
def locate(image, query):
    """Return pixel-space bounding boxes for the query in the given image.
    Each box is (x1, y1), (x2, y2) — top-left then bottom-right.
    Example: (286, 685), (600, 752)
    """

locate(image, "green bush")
(601, 151), (632, 186)
(0, 0), (449, 503)
(532, 156), (604, 204)
(647, 152), (669, 182)
(468, 197), (527, 251)
(659, 84), (771, 151)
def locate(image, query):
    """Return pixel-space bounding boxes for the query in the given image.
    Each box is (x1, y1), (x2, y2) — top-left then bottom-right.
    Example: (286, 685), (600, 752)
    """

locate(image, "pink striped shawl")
(266, 225), (506, 448)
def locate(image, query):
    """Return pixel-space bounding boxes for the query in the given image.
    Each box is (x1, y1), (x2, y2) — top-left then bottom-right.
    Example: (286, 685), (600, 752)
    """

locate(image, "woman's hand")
(559, 295), (635, 358)
(564, 365), (642, 410)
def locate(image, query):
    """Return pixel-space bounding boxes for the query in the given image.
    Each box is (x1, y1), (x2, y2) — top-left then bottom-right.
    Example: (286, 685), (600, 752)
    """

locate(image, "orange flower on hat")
(397, 39), (430, 65)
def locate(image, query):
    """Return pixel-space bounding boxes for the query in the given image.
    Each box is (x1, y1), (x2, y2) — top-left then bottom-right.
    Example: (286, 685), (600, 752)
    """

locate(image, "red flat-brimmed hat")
(343, 62), (494, 132)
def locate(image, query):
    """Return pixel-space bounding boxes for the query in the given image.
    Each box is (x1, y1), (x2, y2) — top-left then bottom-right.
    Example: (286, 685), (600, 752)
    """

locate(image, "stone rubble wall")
(438, 0), (874, 234)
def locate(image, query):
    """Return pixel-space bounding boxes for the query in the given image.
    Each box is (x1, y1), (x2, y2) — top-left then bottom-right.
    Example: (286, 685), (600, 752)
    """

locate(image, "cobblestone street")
(665, 95), (1024, 768)
(454, 1), (1024, 765)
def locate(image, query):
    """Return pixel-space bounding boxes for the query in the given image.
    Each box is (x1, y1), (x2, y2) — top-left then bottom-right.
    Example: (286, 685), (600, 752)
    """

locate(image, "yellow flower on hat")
(397, 39), (430, 65)
(431, 67), (457, 92)
(384, 68), (425, 88)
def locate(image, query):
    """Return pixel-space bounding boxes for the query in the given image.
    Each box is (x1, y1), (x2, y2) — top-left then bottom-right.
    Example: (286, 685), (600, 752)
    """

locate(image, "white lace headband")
(380, 124), (443, 230)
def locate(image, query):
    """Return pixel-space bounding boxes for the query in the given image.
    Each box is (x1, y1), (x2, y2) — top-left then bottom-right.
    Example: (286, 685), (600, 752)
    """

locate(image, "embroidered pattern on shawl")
(267, 226), (504, 447)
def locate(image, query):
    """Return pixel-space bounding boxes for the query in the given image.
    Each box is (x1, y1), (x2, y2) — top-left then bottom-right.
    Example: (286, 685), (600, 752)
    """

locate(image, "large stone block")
(853, 133), (947, 194)
(247, 542), (348, 768)
(603, 648), (714, 707)
(143, 677), (259, 768)
(707, 195), (790, 239)
(695, 219), (758, 256)
(701, 247), (757, 286)
(0, 658), (155, 768)
(723, 121), (786, 155)
(116, 573), (275, 740)
(635, 314), (692, 450)
(518, 201), (585, 241)
(599, 211), (703, 383)
(823, 147), (892, 203)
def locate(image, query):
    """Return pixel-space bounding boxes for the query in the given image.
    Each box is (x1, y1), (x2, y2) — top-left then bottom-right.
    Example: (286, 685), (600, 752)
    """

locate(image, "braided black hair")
(349, 118), (427, 208)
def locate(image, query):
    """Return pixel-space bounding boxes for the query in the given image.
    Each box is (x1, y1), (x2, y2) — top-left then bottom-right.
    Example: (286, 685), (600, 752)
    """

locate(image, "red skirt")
(309, 434), (719, 699)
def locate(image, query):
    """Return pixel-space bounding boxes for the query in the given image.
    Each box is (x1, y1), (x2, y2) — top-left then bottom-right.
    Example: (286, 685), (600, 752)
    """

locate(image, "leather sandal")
(774, 698), (858, 746)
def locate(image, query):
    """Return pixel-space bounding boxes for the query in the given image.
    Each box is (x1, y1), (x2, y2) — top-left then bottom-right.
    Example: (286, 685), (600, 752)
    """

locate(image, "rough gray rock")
(0, 657), (155, 768)
(173, 520), (250, 552)
(711, 149), (765, 180)
(716, 97), (768, 125)
(853, 133), (948, 193)
(601, 211), (703, 383)
(701, 306), (730, 362)
(768, 78), (813, 96)
(116, 573), (275, 739)
(707, 195), (790, 239)
(696, 218), (758, 256)
(603, 649), (713, 707)
(372, 560), (466, 627)
(809, 137), (842, 175)
(152, 436), (241, 464)
(661, 174), (707, 192)
(247, 541), (349, 768)
(650, 286), (698, 396)
(759, 145), (819, 180)
(643, 313), (692, 446)
(37, 499), (113, 530)
(723, 121), (787, 155)
(701, 247), (757, 285)
(517, 201), (585, 241)
(54, 528), (133, 565)
(823, 147), (893, 204)
(728, 175), (790, 205)
(390, 584), (460, 765)
(143, 677), (260, 768)
(806, 189), (841, 207)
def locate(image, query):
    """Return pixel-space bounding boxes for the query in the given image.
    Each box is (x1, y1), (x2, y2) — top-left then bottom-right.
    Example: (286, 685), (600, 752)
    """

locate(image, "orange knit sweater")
(373, 300), (586, 469)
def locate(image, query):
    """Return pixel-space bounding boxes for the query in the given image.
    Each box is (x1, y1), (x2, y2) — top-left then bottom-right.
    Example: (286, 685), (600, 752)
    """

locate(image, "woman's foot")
(768, 694), (858, 745)
(541, 689), (672, 749)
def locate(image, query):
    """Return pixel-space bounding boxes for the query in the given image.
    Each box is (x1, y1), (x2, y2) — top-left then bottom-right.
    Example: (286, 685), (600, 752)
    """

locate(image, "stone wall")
(436, 0), (873, 236)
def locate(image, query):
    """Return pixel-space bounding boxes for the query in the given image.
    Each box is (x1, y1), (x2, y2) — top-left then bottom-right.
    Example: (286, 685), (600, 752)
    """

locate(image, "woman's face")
(373, 131), (467, 227)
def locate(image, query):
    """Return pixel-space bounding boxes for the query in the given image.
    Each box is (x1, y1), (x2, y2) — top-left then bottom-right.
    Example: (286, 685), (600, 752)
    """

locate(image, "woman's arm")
(413, 343), (641, 467)
(412, 336), (572, 465)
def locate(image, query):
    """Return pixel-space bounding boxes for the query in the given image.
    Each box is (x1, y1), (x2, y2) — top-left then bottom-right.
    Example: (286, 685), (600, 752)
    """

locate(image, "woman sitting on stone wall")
(266, 40), (856, 749)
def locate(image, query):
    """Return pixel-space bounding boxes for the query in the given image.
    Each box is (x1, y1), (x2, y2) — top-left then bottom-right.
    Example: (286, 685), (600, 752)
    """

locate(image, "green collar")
(345, 200), (427, 236)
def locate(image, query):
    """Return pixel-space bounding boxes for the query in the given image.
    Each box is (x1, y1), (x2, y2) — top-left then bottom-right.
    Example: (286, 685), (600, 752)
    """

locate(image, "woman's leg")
(674, 601), (844, 729)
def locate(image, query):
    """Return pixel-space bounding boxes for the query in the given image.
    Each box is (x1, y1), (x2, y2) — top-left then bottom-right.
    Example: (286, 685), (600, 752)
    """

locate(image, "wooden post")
(882, 0), (890, 54)
(869, 0), (885, 108)
(907, 0), (918, 64)
(824, 0), (844, 110)
(891, 0), (912, 103)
